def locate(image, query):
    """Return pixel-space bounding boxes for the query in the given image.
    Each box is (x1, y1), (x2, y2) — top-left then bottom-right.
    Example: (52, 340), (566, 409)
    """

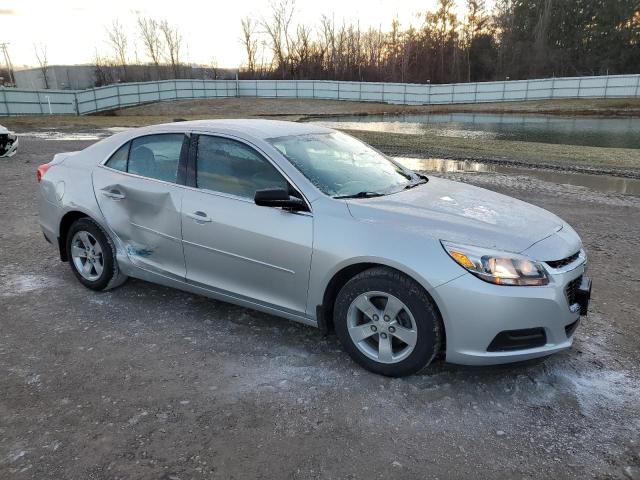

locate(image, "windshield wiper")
(403, 177), (429, 191)
(334, 191), (386, 199)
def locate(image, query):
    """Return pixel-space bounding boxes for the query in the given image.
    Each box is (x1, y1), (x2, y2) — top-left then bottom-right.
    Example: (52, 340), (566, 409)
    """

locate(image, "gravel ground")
(1, 135), (640, 479)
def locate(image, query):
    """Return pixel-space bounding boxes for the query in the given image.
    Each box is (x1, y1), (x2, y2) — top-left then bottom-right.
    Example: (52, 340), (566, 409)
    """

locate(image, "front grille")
(565, 275), (583, 305)
(487, 328), (547, 352)
(546, 251), (580, 269)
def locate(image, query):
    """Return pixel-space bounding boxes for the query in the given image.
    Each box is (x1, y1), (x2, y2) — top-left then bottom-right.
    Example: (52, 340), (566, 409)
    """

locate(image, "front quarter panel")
(306, 197), (465, 315)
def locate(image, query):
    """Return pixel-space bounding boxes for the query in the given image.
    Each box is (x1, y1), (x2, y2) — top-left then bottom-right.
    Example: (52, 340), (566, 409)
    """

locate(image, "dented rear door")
(92, 133), (188, 280)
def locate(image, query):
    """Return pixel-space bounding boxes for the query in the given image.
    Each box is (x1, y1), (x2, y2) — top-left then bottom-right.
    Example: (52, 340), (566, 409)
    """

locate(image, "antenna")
(0, 43), (15, 85)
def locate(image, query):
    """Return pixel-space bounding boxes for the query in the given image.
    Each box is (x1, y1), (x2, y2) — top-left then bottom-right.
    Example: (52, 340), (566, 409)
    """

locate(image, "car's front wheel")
(66, 218), (127, 291)
(334, 267), (442, 377)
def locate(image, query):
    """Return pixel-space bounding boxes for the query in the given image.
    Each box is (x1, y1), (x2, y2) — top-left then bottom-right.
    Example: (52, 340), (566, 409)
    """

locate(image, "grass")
(108, 96), (640, 118)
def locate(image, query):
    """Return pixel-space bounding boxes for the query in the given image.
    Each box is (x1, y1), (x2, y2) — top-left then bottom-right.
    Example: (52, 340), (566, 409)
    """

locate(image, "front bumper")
(432, 262), (589, 366)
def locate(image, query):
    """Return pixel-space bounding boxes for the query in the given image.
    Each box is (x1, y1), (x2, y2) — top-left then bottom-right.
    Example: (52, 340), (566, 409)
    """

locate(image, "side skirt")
(119, 260), (318, 328)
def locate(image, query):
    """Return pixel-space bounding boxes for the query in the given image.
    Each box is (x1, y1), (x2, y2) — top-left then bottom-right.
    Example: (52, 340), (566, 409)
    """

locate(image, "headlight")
(441, 241), (549, 286)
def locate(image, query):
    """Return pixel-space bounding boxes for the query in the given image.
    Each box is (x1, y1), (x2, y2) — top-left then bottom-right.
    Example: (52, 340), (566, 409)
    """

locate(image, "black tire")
(65, 218), (127, 291)
(334, 267), (442, 377)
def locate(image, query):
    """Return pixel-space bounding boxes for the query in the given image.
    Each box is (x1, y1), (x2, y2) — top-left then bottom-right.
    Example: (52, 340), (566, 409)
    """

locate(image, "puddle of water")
(19, 127), (129, 141)
(395, 157), (640, 196)
(313, 113), (640, 149)
(313, 120), (501, 140)
(19, 131), (106, 141)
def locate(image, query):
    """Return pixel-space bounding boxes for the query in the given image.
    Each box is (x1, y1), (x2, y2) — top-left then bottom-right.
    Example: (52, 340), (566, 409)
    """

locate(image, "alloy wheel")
(346, 291), (418, 364)
(70, 230), (104, 281)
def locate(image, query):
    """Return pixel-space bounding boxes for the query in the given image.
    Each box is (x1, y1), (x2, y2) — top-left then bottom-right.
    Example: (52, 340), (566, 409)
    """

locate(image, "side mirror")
(254, 188), (308, 212)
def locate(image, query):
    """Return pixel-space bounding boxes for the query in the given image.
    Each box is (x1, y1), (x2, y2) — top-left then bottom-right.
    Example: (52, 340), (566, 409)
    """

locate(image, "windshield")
(267, 132), (419, 198)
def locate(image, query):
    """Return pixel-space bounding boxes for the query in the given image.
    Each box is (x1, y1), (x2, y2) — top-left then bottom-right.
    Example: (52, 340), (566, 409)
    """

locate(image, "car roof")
(143, 119), (334, 140)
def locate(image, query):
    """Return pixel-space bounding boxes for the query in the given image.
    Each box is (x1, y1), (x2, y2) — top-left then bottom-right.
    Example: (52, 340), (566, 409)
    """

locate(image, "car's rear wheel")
(334, 267), (442, 377)
(66, 218), (127, 291)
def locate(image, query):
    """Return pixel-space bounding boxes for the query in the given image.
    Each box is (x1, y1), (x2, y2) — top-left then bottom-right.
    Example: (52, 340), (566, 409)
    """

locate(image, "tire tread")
(334, 266), (442, 377)
(66, 218), (127, 291)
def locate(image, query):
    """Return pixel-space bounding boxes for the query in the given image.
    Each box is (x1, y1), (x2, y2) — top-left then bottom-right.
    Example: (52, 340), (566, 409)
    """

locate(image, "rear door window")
(128, 134), (185, 183)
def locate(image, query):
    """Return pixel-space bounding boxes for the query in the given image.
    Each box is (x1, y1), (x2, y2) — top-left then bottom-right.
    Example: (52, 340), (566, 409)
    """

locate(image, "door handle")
(101, 189), (125, 200)
(186, 211), (212, 223)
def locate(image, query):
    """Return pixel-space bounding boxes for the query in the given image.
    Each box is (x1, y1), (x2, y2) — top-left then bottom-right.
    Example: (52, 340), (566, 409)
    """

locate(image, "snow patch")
(1, 274), (60, 297)
(6, 449), (28, 463)
(556, 368), (638, 415)
(127, 410), (148, 426)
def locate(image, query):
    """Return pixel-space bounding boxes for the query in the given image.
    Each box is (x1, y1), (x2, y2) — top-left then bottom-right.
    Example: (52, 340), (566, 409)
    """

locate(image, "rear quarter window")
(105, 142), (130, 172)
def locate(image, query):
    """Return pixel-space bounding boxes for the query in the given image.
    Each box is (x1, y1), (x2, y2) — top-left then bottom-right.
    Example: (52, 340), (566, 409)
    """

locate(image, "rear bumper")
(38, 184), (63, 258)
(432, 263), (588, 366)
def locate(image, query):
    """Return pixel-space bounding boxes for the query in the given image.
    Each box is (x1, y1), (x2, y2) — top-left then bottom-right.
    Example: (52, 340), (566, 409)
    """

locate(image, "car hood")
(345, 176), (566, 254)
(0, 125), (10, 134)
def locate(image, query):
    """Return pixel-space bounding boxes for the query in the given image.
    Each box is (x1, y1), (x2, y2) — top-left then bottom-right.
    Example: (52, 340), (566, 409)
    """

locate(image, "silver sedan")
(37, 120), (591, 376)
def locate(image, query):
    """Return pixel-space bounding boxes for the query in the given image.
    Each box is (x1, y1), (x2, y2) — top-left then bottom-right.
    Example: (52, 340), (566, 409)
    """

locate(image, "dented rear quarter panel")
(38, 129), (155, 259)
(38, 152), (104, 241)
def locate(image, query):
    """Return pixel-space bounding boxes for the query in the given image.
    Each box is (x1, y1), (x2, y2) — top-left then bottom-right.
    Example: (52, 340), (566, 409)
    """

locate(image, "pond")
(312, 113), (640, 149)
(394, 157), (640, 196)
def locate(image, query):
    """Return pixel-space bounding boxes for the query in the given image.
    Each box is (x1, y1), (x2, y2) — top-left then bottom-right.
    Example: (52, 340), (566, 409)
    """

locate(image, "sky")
(1, 0), (474, 69)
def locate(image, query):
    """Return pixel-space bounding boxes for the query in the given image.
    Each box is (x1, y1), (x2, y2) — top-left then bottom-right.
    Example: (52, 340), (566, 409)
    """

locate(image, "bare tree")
(363, 26), (384, 80)
(532, 0), (553, 77)
(387, 18), (402, 80)
(137, 16), (163, 78)
(241, 16), (259, 74)
(33, 43), (49, 89)
(256, 38), (271, 78)
(319, 16), (334, 76)
(209, 58), (219, 79)
(426, 0), (458, 82)
(291, 24), (312, 78)
(105, 19), (128, 80)
(236, 0), (640, 84)
(493, 0), (514, 78)
(93, 48), (115, 86)
(464, 0), (488, 81)
(261, 0), (296, 78)
(160, 20), (182, 78)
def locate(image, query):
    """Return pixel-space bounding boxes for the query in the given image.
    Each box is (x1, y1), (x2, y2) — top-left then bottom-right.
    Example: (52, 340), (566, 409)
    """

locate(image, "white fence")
(1, 74), (640, 116)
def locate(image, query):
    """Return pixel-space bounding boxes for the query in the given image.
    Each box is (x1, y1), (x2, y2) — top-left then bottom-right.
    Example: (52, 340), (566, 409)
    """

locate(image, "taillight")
(36, 163), (51, 182)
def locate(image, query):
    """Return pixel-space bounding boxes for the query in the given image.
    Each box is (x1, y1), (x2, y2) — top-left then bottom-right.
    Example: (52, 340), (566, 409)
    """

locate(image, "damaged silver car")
(0, 124), (18, 157)
(37, 120), (591, 377)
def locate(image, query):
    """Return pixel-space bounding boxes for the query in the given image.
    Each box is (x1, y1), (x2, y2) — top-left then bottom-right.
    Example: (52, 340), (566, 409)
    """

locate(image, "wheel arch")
(318, 260), (446, 352)
(58, 209), (105, 261)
